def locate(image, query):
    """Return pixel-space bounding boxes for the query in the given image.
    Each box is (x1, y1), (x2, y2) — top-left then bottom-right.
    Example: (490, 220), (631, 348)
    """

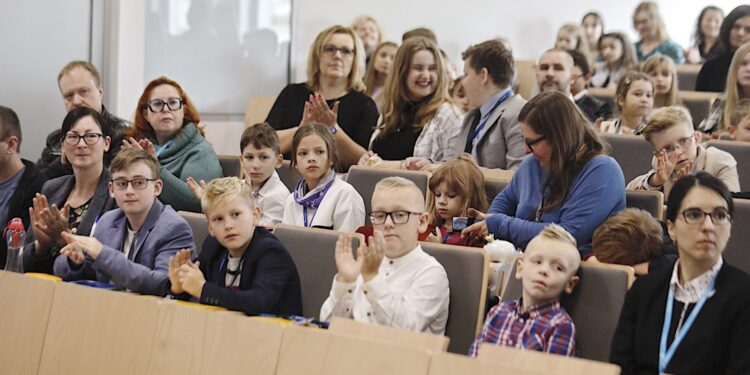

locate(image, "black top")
(0, 159), (44, 267)
(266, 83), (378, 150)
(181, 227), (303, 316)
(576, 94), (613, 123)
(36, 106), (129, 180)
(370, 101), (423, 160)
(610, 260), (750, 374)
(695, 51), (734, 93)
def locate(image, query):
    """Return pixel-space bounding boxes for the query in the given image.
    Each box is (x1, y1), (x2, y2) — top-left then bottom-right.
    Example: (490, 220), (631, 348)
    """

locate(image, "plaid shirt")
(469, 298), (576, 357)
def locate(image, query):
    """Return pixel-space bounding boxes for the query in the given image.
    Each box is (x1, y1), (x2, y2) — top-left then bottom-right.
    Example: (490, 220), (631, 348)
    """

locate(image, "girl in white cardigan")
(282, 124), (365, 232)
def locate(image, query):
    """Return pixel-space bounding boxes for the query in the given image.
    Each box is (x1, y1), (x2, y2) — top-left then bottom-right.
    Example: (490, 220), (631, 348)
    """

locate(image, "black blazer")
(695, 51), (733, 93)
(1, 159), (44, 267)
(193, 227), (303, 316)
(23, 169), (117, 274)
(610, 260), (750, 374)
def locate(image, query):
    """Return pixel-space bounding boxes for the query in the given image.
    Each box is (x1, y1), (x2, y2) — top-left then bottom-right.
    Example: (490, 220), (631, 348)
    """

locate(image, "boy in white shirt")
(189, 122), (289, 226)
(320, 177), (450, 334)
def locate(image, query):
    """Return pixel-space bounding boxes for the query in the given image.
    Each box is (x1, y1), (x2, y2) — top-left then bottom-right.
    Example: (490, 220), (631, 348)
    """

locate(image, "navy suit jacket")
(23, 170), (117, 274)
(182, 227), (302, 316)
(53, 199), (194, 296)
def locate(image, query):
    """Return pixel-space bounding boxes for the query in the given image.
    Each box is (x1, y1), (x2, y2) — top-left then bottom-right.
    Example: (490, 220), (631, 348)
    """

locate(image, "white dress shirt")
(255, 171), (290, 226)
(669, 258), (722, 304)
(320, 244), (450, 334)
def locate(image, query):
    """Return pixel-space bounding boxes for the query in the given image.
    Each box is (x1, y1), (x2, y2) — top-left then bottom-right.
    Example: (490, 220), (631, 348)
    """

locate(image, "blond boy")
(169, 177), (301, 315)
(469, 224), (580, 357)
(320, 177), (450, 334)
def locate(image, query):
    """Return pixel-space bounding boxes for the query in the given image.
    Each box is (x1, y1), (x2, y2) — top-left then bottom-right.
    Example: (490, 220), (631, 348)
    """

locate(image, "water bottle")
(4, 218), (25, 273)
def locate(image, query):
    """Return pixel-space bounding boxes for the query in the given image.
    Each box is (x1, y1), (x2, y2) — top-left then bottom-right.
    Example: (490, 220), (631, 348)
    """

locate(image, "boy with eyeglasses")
(628, 106), (740, 196)
(320, 177), (450, 334)
(54, 148), (194, 296)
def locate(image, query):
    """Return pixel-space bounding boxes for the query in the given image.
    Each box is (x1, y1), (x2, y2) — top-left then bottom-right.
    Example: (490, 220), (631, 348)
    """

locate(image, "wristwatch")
(329, 125), (338, 135)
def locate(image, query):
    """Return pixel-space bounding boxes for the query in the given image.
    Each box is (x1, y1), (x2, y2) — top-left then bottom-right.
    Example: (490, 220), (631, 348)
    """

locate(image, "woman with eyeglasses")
(628, 106), (740, 196)
(125, 76), (222, 213)
(23, 107), (117, 274)
(266, 25), (379, 169)
(612, 172), (750, 374)
(462, 91), (625, 253)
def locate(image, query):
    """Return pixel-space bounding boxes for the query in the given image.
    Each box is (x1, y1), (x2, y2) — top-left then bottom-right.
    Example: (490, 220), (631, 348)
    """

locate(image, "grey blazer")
(455, 94), (527, 170)
(53, 199), (194, 296)
(23, 170), (117, 274)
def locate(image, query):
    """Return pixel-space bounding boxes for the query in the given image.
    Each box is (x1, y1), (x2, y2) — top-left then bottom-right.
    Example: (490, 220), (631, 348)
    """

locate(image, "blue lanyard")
(155, 139), (174, 157)
(470, 89), (513, 147)
(303, 206), (317, 227)
(658, 276), (716, 373)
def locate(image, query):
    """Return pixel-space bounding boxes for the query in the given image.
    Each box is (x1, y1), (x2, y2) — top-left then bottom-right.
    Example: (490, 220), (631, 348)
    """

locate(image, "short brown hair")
(58, 60), (102, 88)
(730, 98), (750, 126)
(241, 122), (280, 155)
(109, 148), (161, 179)
(641, 106), (693, 145)
(402, 27), (437, 44)
(593, 208), (662, 265)
(0, 105), (22, 152)
(461, 39), (514, 88)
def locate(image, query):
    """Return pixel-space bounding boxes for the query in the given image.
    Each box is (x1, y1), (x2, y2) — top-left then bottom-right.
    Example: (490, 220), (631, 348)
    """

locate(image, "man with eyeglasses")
(37, 61), (129, 180)
(53, 148), (194, 296)
(628, 106), (740, 196)
(320, 177), (450, 334)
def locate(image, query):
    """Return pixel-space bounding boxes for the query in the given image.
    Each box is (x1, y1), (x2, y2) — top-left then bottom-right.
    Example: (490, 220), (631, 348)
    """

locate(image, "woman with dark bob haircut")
(611, 172), (750, 374)
(24, 107), (117, 274)
(462, 91), (625, 252)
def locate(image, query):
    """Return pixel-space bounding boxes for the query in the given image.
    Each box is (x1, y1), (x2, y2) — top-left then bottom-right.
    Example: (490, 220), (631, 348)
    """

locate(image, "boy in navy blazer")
(54, 148), (193, 296)
(168, 177), (302, 316)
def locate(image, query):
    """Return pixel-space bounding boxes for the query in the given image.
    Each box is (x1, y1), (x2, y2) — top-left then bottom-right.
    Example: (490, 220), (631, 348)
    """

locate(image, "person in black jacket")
(695, 5), (750, 93)
(37, 61), (129, 180)
(611, 172), (750, 374)
(0, 106), (44, 267)
(567, 49), (613, 123)
(168, 177), (302, 316)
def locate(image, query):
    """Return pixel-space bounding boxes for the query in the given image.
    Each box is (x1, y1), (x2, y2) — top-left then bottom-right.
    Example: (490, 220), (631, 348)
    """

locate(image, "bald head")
(536, 48), (575, 95)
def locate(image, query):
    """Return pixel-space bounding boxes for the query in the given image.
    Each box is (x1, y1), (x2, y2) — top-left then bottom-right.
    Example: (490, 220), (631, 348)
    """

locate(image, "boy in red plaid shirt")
(469, 224), (581, 357)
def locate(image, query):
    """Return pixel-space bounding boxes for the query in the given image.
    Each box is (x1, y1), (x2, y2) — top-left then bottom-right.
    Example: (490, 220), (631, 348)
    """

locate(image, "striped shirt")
(469, 298), (576, 357)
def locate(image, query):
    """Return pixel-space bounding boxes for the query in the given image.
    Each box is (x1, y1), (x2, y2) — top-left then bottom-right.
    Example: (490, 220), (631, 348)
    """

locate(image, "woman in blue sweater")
(464, 91), (626, 252)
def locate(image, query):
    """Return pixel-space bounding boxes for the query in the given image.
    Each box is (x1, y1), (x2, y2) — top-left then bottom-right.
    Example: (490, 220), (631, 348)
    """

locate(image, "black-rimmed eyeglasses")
(111, 178), (157, 190)
(681, 207), (732, 225)
(369, 211), (422, 225)
(143, 97), (183, 113)
(523, 135), (546, 150)
(63, 133), (103, 146)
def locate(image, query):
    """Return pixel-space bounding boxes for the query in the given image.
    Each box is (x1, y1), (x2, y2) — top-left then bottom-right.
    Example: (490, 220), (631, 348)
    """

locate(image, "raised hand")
(60, 231), (104, 260)
(187, 177), (207, 200)
(177, 261), (205, 298)
(308, 93), (340, 128)
(361, 230), (386, 282)
(168, 248), (192, 294)
(334, 234), (362, 283)
(650, 150), (680, 187)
